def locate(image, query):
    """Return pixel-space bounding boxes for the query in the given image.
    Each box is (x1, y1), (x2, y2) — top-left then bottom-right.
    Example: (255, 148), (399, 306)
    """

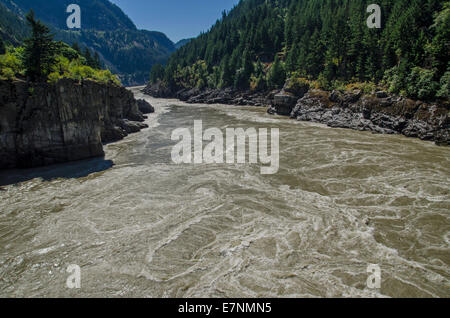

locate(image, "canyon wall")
(0, 79), (153, 169)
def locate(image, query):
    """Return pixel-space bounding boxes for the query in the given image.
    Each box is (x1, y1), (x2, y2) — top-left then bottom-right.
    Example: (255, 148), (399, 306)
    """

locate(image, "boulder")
(376, 91), (388, 99)
(137, 99), (155, 114)
(268, 92), (299, 115)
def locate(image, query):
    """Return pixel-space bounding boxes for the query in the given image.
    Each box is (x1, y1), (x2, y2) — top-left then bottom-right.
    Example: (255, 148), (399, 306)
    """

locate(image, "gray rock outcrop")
(268, 79), (309, 115)
(0, 78), (149, 169)
(137, 99), (155, 114)
(289, 90), (449, 145)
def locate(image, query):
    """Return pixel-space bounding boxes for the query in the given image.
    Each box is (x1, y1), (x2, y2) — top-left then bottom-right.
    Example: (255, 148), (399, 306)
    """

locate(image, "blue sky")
(109, 0), (240, 43)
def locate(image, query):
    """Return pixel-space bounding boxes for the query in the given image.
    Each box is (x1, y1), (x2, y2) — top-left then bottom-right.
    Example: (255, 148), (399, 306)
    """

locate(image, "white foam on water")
(0, 96), (448, 297)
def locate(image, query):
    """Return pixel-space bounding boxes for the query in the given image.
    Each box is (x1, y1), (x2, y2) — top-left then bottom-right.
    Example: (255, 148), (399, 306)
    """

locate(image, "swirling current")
(0, 87), (448, 297)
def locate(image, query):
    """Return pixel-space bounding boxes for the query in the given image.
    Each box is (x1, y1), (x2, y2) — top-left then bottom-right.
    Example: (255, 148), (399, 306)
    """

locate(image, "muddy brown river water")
(0, 87), (449, 297)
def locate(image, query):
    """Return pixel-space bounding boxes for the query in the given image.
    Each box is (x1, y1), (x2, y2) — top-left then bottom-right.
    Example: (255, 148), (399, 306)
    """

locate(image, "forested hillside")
(154, 0), (449, 101)
(54, 29), (175, 85)
(0, 2), (28, 45)
(0, 0), (175, 85)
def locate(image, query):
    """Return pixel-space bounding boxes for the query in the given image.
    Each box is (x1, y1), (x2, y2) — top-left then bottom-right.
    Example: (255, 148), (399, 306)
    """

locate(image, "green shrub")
(286, 74), (310, 95)
(436, 71), (450, 99)
(46, 58), (120, 85)
(0, 67), (15, 80)
(0, 48), (23, 77)
(55, 42), (81, 61)
(345, 82), (377, 94)
(47, 71), (62, 83)
(92, 69), (121, 85)
(406, 67), (439, 100)
(317, 73), (331, 91)
(383, 67), (403, 94)
(331, 80), (346, 92)
(268, 56), (286, 89)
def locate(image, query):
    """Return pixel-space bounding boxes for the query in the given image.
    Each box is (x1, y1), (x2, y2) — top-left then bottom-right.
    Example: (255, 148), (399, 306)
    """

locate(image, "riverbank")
(143, 81), (449, 145)
(0, 79), (154, 169)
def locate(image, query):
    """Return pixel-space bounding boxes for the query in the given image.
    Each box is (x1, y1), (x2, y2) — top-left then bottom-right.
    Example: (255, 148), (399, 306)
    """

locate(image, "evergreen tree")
(150, 63), (165, 84)
(0, 38), (5, 55)
(22, 10), (57, 82)
(159, 0), (449, 101)
(220, 55), (233, 88)
(430, 2), (450, 77)
(71, 42), (81, 54)
(84, 47), (95, 68)
(234, 48), (253, 90)
(268, 55), (285, 89)
(254, 60), (267, 91)
(93, 51), (101, 69)
(304, 29), (324, 78)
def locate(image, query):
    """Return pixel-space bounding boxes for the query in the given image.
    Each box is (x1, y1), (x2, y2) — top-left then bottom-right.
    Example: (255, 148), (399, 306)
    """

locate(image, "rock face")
(268, 79), (309, 115)
(143, 81), (173, 98)
(0, 78), (148, 169)
(137, 99), (155, 114)
(289, 90), (449, 145)
(143, 81), (275, 106)
(143, 79), (448, 145)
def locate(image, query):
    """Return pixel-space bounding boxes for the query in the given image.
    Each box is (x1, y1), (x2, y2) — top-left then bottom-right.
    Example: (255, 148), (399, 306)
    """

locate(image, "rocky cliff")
(0, 78), (154, 169)
(268, 88), (449, 145)
(144, 80), (449, 145)
(143, 81), (274, 106)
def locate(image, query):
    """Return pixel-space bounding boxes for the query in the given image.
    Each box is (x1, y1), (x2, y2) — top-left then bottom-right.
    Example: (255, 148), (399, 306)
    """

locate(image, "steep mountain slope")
(0, 0), (175, 85)
(156, 0), (448, 101)
(175, 38), (192, 49)
(0, 0), (136, 31)
(54, 28), (174, 85)
(0, 1), (28, 45)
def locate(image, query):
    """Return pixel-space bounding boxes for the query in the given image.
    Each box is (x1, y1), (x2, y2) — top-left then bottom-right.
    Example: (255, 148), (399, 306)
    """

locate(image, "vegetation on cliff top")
(0, 11), (120, 85)
(151, 0), (449, 101)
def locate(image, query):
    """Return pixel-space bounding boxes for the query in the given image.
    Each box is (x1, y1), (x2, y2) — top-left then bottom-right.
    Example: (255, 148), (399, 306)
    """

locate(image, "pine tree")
(268, 55), (285, 89)
(254, 60), (267, 91)
(22, 10), (57, 82)
(234, 48), (253, 90)
(159, 0), (448, 100)
(220, 55), (233, 88)
(84, 48), (94, 68)
(71, 42), (81, 54)
(93, 51), (101, 69)
(0, 38), (5, 55)
(150, 63), (165, 84)
(304, 29), (324, 78)
(430, 2), (450, 77)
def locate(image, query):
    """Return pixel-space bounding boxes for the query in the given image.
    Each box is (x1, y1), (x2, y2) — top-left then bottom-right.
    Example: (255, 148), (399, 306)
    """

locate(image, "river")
(0, 87), (449, 297)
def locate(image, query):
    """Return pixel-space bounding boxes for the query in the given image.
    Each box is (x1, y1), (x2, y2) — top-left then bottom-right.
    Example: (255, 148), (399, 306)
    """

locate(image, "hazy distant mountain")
(0, 0), (136, 31)
(175, 38), (192, 49)
(0, 0), (175, 85)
